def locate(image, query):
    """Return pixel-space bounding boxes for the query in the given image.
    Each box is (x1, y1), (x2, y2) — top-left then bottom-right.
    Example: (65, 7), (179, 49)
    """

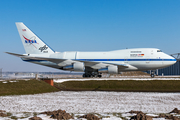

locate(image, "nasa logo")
(39, 45), (48, 52)
(23, 35), (39, 49)
(23, 35), (38, 44)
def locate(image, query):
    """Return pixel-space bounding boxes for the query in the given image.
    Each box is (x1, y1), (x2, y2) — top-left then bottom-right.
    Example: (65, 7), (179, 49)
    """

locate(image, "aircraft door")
(146, 56), (150, 64)
(162, 58), (164, 64)
(124, 57), (128, 64)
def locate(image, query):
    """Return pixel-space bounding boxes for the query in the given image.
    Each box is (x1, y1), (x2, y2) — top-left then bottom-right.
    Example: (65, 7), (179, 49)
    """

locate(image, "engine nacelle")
(63, 62), (85, 72)
(98, 65), (118, 74)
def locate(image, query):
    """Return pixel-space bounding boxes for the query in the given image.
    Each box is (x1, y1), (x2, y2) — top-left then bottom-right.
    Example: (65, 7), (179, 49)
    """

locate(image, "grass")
(55, 80), (180, 92)
(1, 79), (180, 96)
(0, 79), (59, 96)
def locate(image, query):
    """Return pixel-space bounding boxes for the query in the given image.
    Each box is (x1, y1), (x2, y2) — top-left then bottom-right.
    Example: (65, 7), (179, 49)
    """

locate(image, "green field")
(1, 80), (180, 96)
(0, 80), (59, 96)
(55, 80), (180, 92)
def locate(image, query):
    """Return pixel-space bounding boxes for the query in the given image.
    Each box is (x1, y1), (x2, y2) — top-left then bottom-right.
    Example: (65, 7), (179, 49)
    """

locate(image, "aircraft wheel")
(82, 74), (86, 78)
(98, 75), (102, 78)
(87, 74), (91, 77)
(151, 74), (155, 78)
(91, 74), (95, 78)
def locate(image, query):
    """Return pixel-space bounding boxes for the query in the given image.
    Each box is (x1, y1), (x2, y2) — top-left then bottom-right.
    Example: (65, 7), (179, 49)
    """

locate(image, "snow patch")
(0, 92), (179, 114)
(54, 78), (180, 83)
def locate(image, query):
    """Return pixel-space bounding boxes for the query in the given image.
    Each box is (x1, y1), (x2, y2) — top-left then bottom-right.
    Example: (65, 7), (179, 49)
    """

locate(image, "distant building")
(157, 53), (180, 76)
(157, 60), (180, 75)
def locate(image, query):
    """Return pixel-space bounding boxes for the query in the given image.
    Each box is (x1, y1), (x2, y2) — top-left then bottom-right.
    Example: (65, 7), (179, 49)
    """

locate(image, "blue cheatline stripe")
(22, 58), (176, 62)
(77, 59), (176, 61)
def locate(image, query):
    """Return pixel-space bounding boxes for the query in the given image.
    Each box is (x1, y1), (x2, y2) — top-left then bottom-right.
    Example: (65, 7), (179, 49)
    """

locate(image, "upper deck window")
(157, 50), (162, 52)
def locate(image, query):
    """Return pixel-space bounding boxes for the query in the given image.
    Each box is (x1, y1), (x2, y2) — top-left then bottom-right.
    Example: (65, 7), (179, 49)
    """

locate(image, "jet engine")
(63, 62), (85, 72)
(98, 65), (118, 74)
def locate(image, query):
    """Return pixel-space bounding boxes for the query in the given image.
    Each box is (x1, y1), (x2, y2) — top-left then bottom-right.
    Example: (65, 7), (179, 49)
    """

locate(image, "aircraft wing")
(5, 52), (27, 57)
(5, 52), (66, 64)
(5, 52), (129, 69)
(73, 59), (129, 69)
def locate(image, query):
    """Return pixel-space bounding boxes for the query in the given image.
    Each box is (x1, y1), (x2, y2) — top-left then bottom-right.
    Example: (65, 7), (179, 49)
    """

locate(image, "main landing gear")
(150, 71), (155, 78)
(82, 72), (102, 78)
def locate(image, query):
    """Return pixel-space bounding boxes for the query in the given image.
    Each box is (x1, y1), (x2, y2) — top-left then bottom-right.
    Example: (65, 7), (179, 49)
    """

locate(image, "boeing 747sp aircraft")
(6, 22), (176, 77)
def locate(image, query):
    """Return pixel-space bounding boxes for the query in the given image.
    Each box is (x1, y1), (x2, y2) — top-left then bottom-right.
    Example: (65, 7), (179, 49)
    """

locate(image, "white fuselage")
(25, 48), (176, 72)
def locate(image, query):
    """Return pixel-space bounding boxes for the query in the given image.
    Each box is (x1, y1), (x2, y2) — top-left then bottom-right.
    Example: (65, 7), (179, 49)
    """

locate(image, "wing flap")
(73, 60), (129, 69)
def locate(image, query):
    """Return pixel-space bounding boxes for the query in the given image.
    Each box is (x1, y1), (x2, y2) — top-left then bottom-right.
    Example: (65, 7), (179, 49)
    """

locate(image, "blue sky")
(0, 0), (180, 72)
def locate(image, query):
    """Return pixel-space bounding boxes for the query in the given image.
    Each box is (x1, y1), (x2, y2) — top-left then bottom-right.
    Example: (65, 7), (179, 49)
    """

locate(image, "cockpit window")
(157, 50), (162, 52)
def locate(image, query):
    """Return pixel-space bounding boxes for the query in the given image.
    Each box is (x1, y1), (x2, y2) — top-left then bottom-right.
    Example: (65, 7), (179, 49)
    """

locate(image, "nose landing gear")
(150, 71), (155, 78)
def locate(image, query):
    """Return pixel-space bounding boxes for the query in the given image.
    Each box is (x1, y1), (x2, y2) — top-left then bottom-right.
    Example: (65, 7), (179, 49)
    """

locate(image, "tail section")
(15, 22), (55, 54)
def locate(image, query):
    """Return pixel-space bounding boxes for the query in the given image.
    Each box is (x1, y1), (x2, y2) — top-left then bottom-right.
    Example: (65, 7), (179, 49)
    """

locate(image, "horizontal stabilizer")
(5, 52), (26, 57)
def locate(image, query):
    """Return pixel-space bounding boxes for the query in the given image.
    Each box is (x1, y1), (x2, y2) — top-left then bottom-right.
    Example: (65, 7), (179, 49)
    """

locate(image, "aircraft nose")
(169, 55), (177, 65)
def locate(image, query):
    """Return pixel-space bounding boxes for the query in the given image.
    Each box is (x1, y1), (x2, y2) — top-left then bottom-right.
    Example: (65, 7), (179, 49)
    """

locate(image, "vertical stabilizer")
(16, 22), (55, 54)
